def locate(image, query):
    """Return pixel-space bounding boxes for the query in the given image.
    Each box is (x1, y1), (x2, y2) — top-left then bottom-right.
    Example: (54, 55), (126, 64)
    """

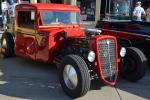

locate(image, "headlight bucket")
(120, 47), (126, 57)
(88, 51), (96, 62)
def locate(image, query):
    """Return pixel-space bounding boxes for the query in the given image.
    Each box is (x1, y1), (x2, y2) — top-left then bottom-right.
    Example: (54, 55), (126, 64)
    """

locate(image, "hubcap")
(63, 64), (78, 90)
(1, 38), (7, 53)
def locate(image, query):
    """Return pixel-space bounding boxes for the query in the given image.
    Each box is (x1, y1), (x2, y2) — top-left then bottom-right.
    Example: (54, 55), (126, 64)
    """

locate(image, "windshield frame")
(39, 10), (81, 26)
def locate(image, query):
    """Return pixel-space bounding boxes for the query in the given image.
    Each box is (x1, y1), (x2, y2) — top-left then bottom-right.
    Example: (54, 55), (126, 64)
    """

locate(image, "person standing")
(7, 0), (15, 18)
(1, 0), (8, 28)
(133, 1), (146, 21)
(146, 4), (150, 22)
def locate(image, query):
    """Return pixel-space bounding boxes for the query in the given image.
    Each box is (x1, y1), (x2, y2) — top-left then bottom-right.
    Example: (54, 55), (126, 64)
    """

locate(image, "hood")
(38, 26), (85, 37)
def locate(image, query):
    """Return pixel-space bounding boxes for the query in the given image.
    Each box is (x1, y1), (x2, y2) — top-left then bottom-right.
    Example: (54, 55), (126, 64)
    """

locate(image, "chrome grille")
(98, 39), (117, 82)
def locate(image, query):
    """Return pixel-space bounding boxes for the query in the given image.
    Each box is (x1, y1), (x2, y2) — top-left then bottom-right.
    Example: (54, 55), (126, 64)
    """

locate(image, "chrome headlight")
(88, 51), (96, 62)
(120, 47), (126, 57)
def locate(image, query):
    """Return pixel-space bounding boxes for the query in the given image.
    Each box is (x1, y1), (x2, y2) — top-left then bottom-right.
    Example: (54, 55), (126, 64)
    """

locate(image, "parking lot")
(0, 56), (150, 100)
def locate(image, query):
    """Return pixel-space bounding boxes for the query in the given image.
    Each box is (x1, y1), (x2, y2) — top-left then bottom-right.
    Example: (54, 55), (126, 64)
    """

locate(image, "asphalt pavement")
(0, 57), (150, 100)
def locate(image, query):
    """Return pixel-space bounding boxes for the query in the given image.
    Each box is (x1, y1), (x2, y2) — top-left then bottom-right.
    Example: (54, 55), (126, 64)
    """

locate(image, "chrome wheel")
(63, 64), (78, 90)
(59, 55), (90, 97)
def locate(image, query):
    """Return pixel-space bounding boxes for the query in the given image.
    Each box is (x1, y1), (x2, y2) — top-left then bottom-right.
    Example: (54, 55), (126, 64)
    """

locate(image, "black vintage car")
(96, 0), (149, 82)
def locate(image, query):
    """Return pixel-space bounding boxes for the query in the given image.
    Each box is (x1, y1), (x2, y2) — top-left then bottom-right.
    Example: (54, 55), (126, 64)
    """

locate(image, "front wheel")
(59, 55), (90, 98)
(120, 47), (147, 82)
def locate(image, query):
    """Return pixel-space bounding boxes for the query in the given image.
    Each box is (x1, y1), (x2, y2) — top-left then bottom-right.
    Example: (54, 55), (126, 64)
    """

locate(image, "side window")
(18, 11), (35, 29)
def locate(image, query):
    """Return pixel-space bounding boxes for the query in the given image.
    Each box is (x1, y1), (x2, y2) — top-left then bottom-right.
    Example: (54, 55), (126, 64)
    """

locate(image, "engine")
(84, 28), (102, 38)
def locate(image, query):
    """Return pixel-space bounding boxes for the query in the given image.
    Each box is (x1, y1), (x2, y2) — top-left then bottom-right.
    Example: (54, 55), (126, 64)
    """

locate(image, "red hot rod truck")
(0, 3), (128, 98)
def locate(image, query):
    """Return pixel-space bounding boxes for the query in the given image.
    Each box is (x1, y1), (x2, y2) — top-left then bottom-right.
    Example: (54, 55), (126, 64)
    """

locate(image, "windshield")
(103, 0), (131, 21)
(40, 11), (80, 25)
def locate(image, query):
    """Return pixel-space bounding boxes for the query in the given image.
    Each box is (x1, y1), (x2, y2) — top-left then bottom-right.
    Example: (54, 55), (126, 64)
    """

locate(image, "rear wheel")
(0, 32), (14, 58)
(120, 47), (147, 82)
(59, 55), (90, 98)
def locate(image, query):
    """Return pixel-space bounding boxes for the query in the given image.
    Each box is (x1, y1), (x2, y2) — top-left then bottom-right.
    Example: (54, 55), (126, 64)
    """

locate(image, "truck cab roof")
(15, 3), (80, 12)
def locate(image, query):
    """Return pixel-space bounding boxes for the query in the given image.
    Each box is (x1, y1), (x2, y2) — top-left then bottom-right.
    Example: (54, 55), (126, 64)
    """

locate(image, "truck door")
(35, 32), (49, 62)
(15, 10), (37, 60)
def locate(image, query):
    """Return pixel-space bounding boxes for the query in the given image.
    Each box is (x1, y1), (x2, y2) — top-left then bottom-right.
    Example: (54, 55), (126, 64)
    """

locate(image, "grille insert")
(98, 39), (117, 82)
